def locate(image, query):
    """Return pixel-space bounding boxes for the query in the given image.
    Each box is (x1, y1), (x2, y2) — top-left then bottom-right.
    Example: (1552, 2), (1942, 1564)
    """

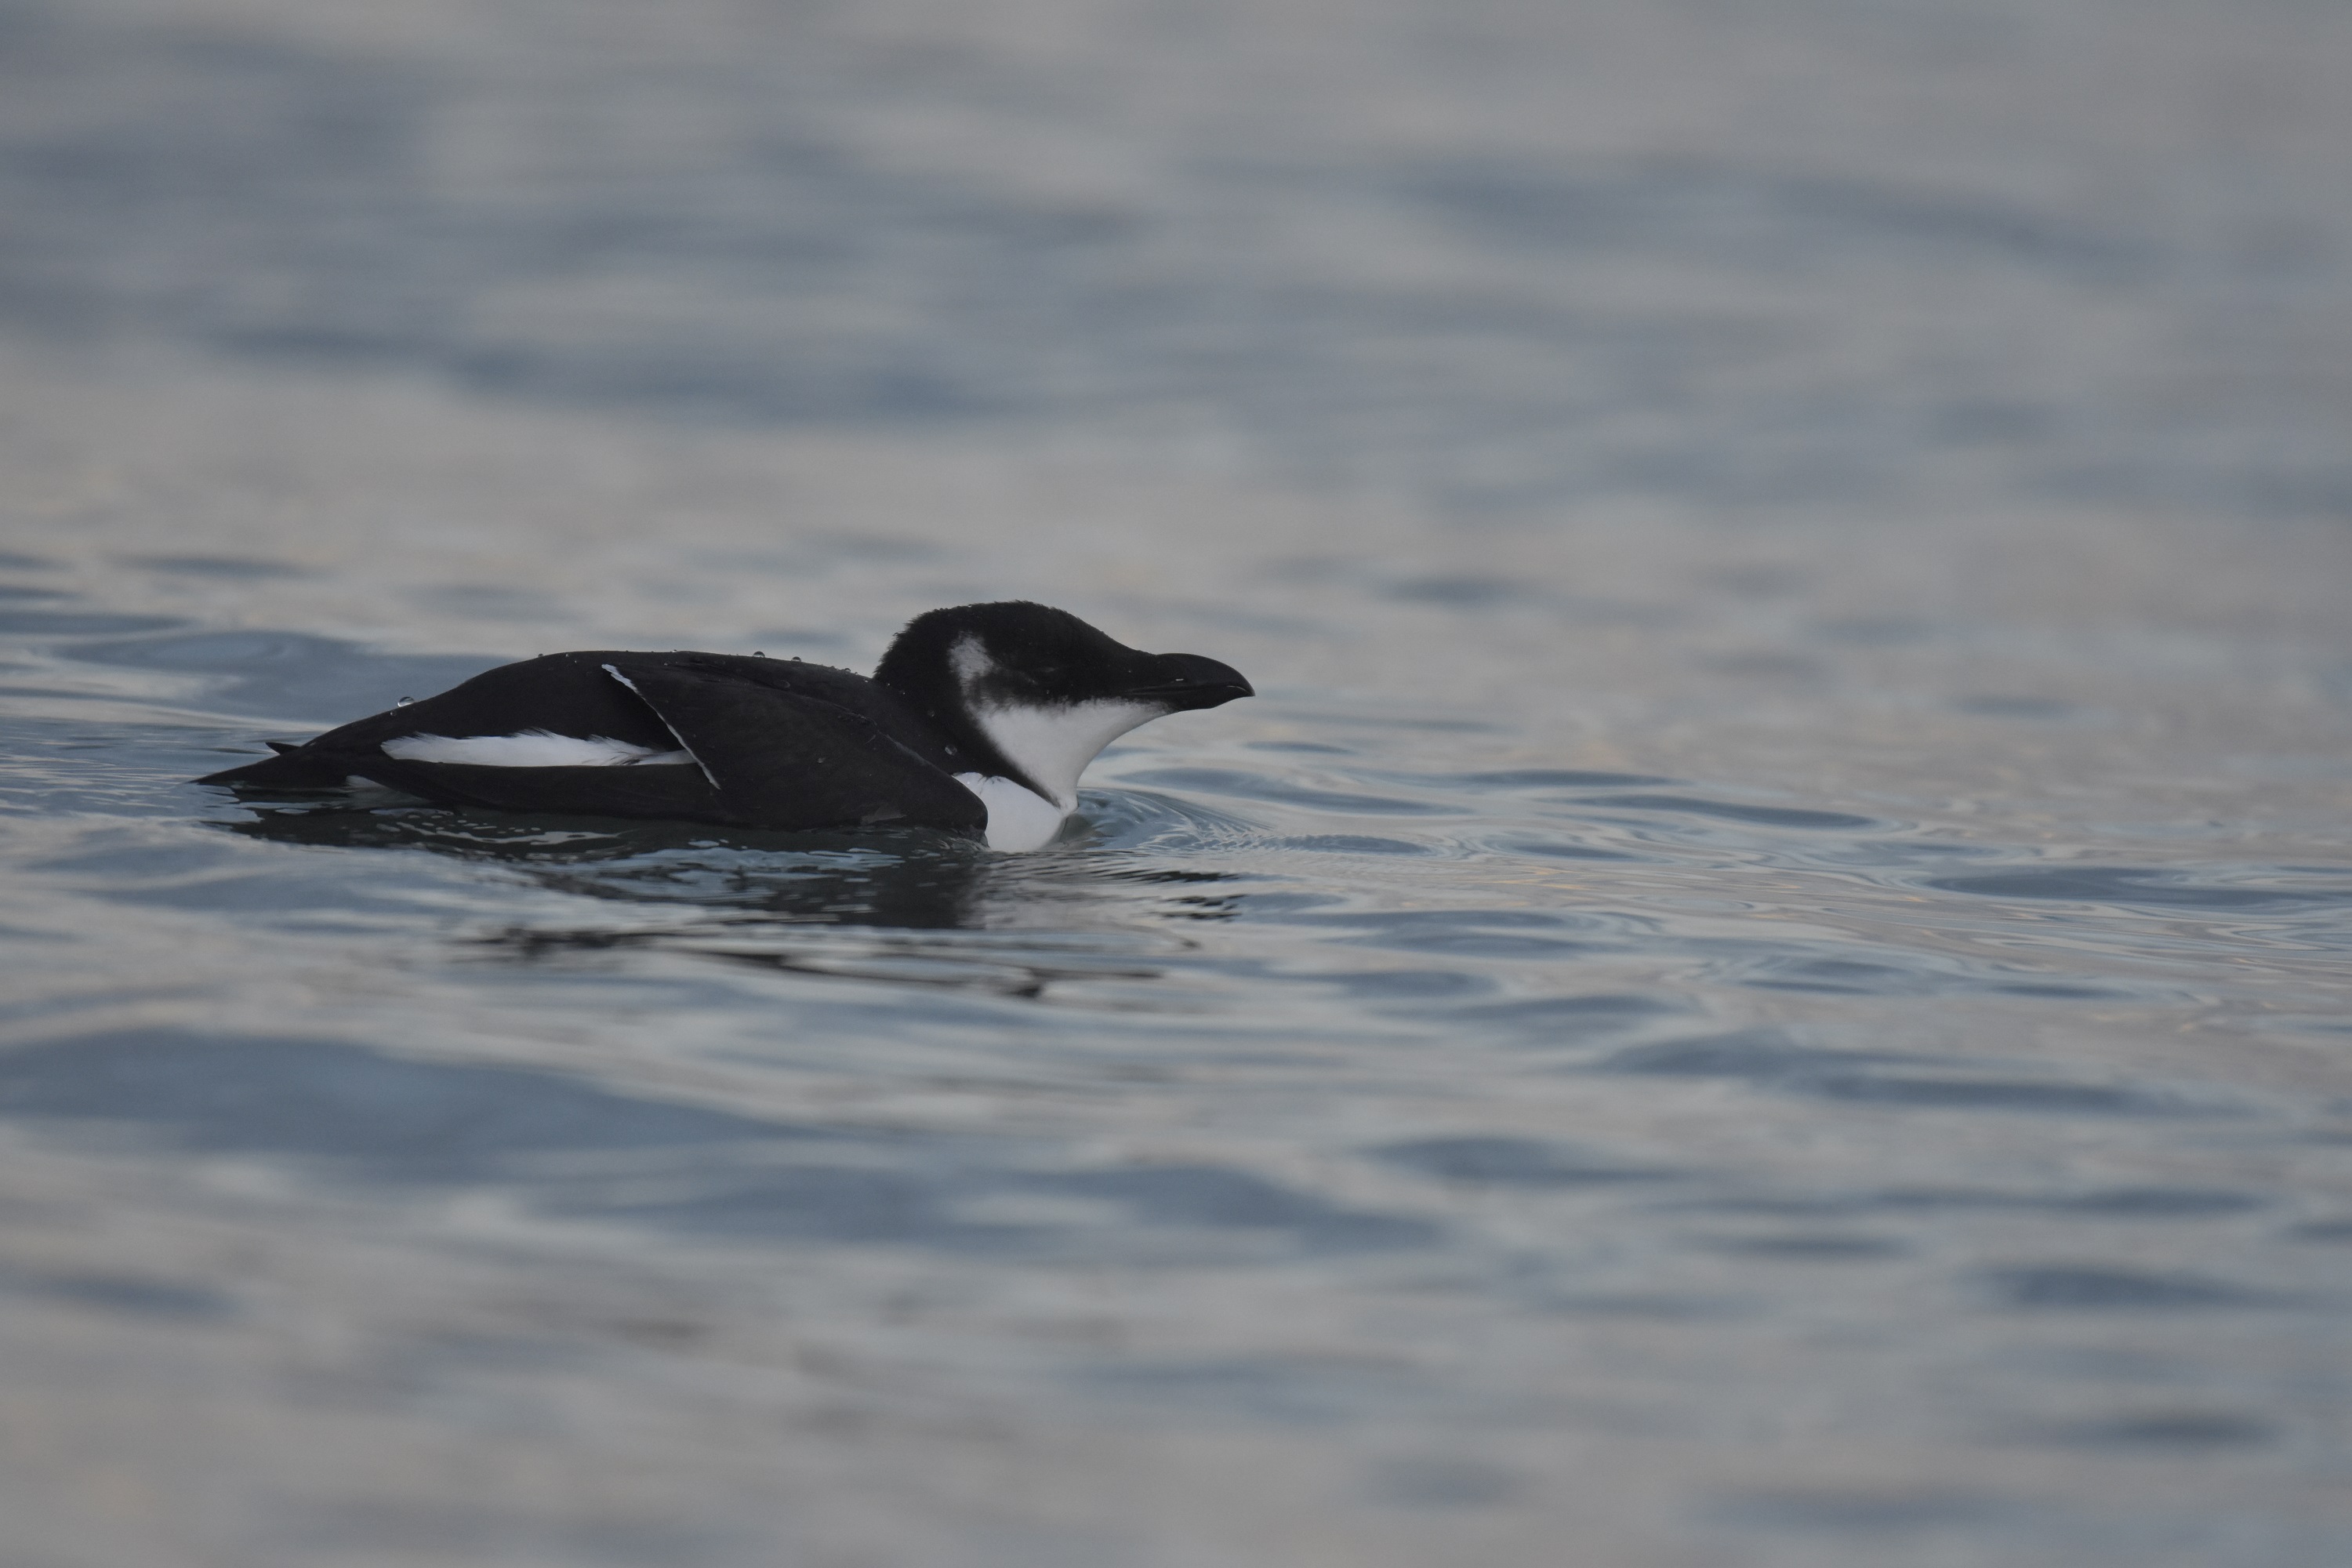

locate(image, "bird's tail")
(194, 742), (347, 788)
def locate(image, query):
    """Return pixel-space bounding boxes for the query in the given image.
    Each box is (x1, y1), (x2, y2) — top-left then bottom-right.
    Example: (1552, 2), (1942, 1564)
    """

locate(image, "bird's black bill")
(1124, 652), (1254, 712)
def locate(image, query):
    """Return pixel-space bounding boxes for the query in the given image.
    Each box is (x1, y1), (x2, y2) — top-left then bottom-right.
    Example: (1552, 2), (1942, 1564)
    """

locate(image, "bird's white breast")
(953, 772), (1070, 851)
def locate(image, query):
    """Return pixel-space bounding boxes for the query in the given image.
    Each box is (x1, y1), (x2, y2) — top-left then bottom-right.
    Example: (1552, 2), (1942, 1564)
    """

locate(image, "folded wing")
(204, 655), (985, 835)
(583, 662), (985, 832)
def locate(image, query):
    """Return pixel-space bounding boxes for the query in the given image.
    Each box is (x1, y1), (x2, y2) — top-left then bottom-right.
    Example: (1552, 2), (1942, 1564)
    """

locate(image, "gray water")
(3, 0), (2352, 1563)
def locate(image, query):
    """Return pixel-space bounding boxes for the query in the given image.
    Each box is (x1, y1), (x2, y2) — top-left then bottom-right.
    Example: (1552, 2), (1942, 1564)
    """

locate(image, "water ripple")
(0, 1029), (1438, 1261)
(1119, 767), (1461, 816)
(71, 630), (501, 723)
(1924, 866), (2352, 911)
(1370, 1136), (1688, 1187)
(1979, 1267), (2310, 1312)
(1577, 793), (1883, 831)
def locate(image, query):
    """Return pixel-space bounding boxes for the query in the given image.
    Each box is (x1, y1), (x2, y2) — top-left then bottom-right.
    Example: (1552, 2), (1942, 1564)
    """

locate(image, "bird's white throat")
(951, 699), (1165, 851)
(969, 699), (1165, 811)
(950, 634), (1164, 811)
(943, 633), (1165, 848)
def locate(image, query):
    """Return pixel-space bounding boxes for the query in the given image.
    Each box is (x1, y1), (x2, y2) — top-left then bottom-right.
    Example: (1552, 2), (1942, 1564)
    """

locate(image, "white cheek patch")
(949, 634), (994, 687)
(971, 699), (1167, 809)
(953, 772), (1070, 852)
(381, 731), (692, 768)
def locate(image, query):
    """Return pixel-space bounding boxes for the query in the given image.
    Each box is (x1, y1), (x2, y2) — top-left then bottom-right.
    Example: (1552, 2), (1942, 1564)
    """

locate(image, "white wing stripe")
(381, 731), (691, 768)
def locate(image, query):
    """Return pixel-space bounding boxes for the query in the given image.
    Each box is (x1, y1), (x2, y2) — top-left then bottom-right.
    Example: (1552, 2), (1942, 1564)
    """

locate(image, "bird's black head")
(876, 601), (1254, 715)
(873, 601), (1253, 803)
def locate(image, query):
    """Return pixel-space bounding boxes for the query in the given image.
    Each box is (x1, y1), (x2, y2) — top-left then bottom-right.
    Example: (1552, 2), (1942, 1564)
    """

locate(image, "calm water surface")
(2, 1), (2351, 1564)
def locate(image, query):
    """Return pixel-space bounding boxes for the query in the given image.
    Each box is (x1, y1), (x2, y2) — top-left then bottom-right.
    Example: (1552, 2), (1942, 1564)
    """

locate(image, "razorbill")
(195, 601), (1253, 851)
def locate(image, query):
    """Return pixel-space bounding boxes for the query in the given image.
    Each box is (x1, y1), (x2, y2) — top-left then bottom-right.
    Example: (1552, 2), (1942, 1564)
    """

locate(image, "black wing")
(584, 662), (985, 832)
(201, 653), (983, 835)
(194, 652), (676, 789)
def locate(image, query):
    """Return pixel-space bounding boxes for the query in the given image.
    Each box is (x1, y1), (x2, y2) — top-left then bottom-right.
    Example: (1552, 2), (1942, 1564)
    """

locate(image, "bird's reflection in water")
(224, 801), (1235, 1001)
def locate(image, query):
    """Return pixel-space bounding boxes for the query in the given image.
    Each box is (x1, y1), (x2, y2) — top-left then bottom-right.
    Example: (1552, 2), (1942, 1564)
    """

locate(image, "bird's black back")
(198, 650), (985, 834)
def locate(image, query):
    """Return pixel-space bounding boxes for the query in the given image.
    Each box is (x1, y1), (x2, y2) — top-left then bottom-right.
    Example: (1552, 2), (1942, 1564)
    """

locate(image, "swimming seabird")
(195, 601), (1253, 851)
